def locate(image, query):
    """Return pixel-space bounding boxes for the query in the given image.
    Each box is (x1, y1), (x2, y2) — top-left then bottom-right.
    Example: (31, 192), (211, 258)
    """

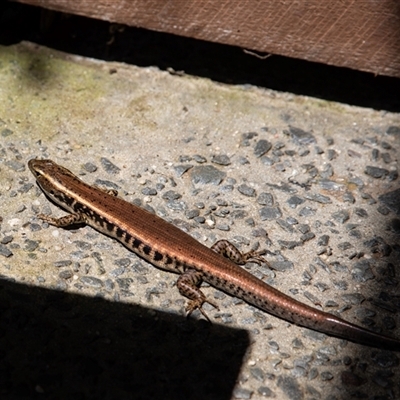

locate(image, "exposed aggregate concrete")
(0, 42), (399, 400)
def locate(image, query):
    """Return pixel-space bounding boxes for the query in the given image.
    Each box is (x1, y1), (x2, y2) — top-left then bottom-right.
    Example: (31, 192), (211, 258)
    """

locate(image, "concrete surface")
(0, 41), (399, 400)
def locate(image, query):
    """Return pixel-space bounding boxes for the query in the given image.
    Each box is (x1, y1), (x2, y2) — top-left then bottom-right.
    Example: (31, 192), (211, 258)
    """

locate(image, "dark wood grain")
(13, 0), (400, 78)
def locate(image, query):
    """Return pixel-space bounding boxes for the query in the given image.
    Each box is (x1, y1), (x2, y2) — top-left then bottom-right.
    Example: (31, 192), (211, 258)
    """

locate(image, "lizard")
(28, 158), (400, 351)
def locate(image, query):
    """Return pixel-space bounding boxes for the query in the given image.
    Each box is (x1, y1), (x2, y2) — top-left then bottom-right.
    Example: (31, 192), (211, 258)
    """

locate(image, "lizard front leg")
(37, 213), (87, 227)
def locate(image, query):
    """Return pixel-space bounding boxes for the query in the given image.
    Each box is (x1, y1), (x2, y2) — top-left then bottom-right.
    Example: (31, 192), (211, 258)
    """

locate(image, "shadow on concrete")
(0, 278), (249, 400)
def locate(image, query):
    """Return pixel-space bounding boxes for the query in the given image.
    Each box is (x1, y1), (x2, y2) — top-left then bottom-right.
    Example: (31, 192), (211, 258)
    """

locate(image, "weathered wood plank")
(13, 0), (400, 78)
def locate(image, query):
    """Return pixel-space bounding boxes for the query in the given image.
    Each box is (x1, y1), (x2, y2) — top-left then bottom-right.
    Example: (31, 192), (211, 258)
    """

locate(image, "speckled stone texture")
(0, 42), (399, 400)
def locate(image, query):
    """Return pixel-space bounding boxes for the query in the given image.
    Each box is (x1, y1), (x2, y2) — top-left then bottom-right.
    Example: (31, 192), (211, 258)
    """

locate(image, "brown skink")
(28, 159), (400, 351)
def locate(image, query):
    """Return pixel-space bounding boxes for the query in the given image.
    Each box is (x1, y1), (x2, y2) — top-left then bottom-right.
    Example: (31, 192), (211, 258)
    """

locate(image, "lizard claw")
(186, 299), (220, 322)
(242, 250), (269, 266)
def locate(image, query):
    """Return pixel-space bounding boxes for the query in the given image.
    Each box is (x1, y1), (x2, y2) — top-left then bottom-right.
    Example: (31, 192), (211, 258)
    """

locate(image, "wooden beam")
(13, 0), (400, 78)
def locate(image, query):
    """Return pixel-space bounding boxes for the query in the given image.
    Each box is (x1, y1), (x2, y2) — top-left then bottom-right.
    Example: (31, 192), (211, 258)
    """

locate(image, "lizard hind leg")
(211, 239), (268, 266)
(177, 269), (220, 322)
